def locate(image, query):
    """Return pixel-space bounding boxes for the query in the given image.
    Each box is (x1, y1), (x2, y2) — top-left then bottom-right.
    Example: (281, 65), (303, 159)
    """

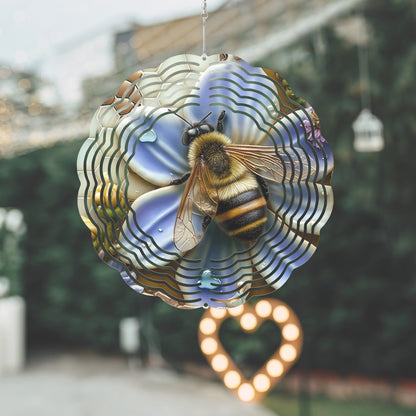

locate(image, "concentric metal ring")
(77, 54), (334, 309)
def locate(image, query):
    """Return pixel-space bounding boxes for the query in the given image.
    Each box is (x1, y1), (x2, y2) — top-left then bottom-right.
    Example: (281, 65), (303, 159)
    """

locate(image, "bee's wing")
(225, 144), (314, 183)
(174, 160), (218, 252)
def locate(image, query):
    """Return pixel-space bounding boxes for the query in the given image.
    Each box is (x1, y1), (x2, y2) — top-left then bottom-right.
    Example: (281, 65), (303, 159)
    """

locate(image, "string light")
(255, 300), (272, 318)
(198, 299), (303, 402)
(210, 308), (227, 319)
(253, 374), (271, 392)
(200, 337), (218, 354)
(282, 323), (300, 341)
(211, 354), (229, 371)
(279, 344), (297, 362)
(224, 371), (241, 389)
(200, 317), (217, 335)
(273, 305), (289, 323)
(238, 383), (255, 402)
(240, 312), (257, 331)
(266, 359), (284, 377)
(228, 304), (244, 317)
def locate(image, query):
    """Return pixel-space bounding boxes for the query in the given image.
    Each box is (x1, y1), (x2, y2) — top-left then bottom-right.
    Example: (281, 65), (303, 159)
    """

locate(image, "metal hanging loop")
(201, 0), (208, 60)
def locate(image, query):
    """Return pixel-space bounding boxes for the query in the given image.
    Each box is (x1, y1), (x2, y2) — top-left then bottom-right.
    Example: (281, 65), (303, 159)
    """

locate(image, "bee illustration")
(172, 110), (313, 252)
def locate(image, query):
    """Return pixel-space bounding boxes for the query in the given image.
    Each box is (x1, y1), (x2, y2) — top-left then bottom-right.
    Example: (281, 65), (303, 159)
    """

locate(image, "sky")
(0, 0), (225, 70)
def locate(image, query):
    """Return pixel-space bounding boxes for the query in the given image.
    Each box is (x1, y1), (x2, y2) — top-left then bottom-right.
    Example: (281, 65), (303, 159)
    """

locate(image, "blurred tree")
(261, 0), (416, 377)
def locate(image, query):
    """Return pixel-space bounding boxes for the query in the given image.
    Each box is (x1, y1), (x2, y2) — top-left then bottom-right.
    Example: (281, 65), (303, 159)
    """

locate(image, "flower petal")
(183, 60), (280, 145)
(122, 170), (157, 202)
(138, 54), (228, 108)
(266, 108), (334, 181)
(175, 224), (253, 308)
(250, 210), (318, 290)
(268, 182), (334, 235)
(77, 129), (127, 230)
(117, 107), (189, 186)
(117, 185), (184, 269)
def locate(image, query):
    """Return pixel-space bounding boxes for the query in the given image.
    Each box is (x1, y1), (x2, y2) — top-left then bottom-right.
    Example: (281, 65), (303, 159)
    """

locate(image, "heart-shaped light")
(198, 298), (303, 402)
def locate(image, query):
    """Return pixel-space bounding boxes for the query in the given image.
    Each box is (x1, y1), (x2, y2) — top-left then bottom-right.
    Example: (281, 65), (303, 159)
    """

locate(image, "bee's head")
(169, 111), (214, 146)
(182, 118), (214, 146)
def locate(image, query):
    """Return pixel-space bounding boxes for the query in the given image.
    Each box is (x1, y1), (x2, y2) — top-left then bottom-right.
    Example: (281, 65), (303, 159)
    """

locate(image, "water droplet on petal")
(201, 269), (211, 279)
(158, 228), (163, 232)
(140, 130), (157, 143)
(199, 269), (221, 290)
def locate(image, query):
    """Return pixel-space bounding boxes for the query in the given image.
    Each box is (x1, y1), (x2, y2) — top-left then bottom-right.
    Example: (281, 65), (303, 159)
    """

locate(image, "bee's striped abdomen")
(216, 189), (267, 242)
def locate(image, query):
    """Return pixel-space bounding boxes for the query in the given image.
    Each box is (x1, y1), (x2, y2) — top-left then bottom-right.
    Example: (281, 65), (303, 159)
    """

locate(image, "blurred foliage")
(0, 141), (204, 356)
(262, 0), (416, 378)
(0, 0), (415, 378)
(219, 319), (282, 378)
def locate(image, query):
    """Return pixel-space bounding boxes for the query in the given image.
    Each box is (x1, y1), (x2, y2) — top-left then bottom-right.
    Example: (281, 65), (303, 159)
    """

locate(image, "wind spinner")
(77, 5), (334, 311)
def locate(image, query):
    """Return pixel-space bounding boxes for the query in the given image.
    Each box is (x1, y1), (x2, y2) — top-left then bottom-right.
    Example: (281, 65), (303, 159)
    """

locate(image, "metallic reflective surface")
(77, 54), (334, 309)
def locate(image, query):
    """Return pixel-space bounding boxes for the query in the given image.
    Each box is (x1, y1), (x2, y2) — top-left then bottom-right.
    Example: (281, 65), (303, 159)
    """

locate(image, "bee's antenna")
(168, 110), (193, 127)
(198, 112), (212, 124)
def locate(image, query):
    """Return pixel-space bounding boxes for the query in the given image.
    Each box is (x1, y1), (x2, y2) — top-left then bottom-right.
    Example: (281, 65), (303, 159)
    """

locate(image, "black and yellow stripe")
(216, 189), (267, 242)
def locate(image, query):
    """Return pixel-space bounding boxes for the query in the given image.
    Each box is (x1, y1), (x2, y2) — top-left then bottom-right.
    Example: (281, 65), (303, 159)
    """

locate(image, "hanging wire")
(201, 0), (208, 60)
(358, 42), (371, 111)
(356, 15), (371, 111)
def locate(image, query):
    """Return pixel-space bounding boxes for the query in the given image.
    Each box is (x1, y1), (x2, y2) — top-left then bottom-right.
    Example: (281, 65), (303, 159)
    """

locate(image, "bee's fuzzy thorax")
(187, 132), (250, 189)
(188, 131), (231, 164)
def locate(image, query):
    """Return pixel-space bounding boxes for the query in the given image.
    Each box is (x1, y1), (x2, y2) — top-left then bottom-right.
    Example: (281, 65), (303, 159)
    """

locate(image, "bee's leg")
(216, 110), (226, 133)
(202, 215), (212, 230)
(256, 176), (269, 201)
(171, 172), (190, 185)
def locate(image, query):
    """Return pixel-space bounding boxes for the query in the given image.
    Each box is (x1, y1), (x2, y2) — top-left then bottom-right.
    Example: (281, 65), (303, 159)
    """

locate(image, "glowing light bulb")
(255, 300), (272, 317)
(211, 354), (229, 372)
(210, 308), (227, 319)
(280, 344), (297, 362)
(200, 318), (216, 335)
(240, 313), (257, 331)
(266, 359), (284, 377)
(273, 305), (289, 323)
(224, 370), (241, 389)
(200, 337), (218, 355)
(228, 304), (244, 317)
(282, 324), (300, 341)
(253, 374), (271, 392)
(238, 383), (255, 402)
